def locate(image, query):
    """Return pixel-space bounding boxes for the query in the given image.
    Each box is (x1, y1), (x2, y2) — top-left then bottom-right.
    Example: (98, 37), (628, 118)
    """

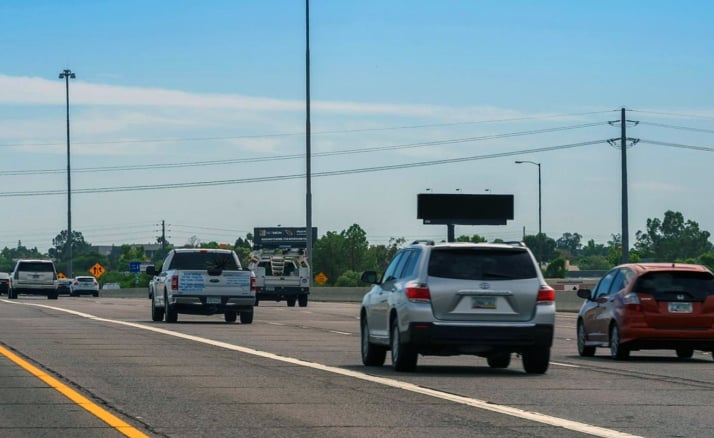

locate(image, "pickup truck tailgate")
(178, 270), (253, 296)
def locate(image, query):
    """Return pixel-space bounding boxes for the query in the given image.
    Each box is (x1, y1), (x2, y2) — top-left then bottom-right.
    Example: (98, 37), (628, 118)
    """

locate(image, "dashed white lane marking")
(328, 330), (352, 335)
(551, 361), (581, 368)
(2, 300), (641, 438)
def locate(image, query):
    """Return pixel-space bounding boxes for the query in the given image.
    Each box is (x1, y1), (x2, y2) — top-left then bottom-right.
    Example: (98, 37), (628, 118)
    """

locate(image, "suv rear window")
(634, 271), (714, 301)
(18, 262), (55, 272)
(169, 252), (239, 270)
(428, 248), (537, 280)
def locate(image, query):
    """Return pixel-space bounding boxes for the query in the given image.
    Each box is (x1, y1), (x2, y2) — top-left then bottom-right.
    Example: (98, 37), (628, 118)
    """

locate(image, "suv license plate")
(668, 302), (692, 313)
(207, 297), (221, 304)
(471, 296), (496, 309)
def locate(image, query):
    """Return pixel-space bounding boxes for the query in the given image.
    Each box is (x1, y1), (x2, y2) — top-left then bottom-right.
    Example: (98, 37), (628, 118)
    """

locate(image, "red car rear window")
(634, 271), (714, 301)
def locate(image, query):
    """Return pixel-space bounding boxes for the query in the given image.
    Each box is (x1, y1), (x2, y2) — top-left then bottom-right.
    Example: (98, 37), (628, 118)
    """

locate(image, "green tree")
(635, 211), (713, 261)
(334, 270), (363, 287)
(576, 255), (611, 270)
(556, 232), (582, 257)
(342, 224), (369, 272)
(365, 237), (405, 274)
(544, 257), (566, 278)
(581, 239), (607, 257)
(523, 233), (557, 263)
(456, 234), (487, 243)
(49, 230), (92, 262)
(312, 231), (347, 286)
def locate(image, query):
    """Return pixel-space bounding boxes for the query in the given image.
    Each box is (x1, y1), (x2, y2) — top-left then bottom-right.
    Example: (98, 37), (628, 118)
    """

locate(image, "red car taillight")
(250, 276), (256, 292)
(405, 283), (431, 303)
(170, 275), (179, 290)
(537, 286), (555, 303)
(623, 292), (641, 312)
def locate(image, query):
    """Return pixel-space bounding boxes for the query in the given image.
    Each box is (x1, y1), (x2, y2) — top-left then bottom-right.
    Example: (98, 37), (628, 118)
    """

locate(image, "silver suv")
(360, 241), (555, 373)
(9, 259), (59, 300)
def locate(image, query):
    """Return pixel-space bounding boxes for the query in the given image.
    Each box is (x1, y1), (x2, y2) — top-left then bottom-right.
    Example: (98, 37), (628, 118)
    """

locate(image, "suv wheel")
(48, 291), (58, 300)
(287, 297), (297, 307)
(609, 324), (629, 360)
(522, 347), (550, 374)
(361, 316), (386, 367)
(240, 310), (254, 324)
(390, 318), (418, 372)
(151, 295), (164, 322)
(577, 321), (596, 357)
(487, 353), (511, 369)
(8, 288), (17, 299)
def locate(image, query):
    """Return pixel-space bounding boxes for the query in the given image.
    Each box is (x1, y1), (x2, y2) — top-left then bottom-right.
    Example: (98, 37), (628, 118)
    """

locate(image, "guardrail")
(104, 280), (595, 312)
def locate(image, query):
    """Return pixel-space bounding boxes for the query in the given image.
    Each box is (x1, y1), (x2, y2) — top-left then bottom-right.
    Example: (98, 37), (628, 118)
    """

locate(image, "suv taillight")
(170, 275), (179, 290)
(537, 286), (555, 303)
(405, 283), (431, 303)
(250, 276), (256, 292)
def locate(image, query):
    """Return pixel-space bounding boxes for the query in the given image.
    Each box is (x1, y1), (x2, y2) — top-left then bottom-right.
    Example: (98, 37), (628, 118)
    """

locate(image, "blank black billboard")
(417, 193), (514, 225)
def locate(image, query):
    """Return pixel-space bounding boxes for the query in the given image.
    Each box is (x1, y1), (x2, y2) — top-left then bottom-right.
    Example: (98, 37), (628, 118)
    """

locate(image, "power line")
(0, 139), (606, 198)
(629, 109), (714, 120)
(0, 110), (615, 149)
(639, 139), (714, 153)
(0, 122), (609, 176)
(637, 121), (714, 135)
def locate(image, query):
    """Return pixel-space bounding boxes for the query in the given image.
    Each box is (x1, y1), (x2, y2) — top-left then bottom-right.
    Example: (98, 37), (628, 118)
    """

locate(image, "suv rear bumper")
(405, 322), (554, 354)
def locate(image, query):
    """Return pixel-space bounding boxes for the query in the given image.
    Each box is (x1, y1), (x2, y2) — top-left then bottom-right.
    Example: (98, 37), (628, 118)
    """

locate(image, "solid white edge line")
(1, 300), (642, 438)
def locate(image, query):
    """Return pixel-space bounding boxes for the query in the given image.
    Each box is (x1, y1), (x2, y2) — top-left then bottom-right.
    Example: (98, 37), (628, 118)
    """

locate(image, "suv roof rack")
(410, 239), (435, 246)
(503, 241), (526, 247)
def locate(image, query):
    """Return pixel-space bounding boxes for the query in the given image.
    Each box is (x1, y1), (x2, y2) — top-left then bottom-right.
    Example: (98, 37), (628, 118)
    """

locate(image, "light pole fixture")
(59, 69), (76, 278)
(515, 160), (542, 261)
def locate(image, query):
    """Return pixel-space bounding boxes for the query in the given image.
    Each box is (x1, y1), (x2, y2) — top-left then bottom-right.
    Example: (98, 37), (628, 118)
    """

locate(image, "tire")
(487, 352), (511, 369)
(577, 320), (596, 357)
(361, 316), (386, 367)
(609, 324), (630, 360)
(676, 348), (694, 359)
(390, 318), (418, 372)
(240, 310), (254, 324)
(522, 347), (550, 374)
(298, 294), (308, 307)
(151, 295), (164, 322)
(48, 291), (58, 300)
(224, 311), (237, 323)
(92, 291), (99, 298)
(165, 292), (178, 323)
(286, 296), (297, 307)
(8, 289), (17, 299)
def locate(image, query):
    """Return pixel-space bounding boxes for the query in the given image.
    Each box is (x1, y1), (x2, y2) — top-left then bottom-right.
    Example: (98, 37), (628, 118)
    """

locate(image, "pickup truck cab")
(147, 248), (256, 324)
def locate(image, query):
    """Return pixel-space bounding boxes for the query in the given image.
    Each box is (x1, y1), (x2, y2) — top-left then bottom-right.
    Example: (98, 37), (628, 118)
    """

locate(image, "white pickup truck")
(248, 248), (310, 307)
(146, 248), (255, 324)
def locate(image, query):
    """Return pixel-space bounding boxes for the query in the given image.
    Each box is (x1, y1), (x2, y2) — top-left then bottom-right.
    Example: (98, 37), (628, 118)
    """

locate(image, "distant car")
(576, 263), (714, 360)
(360, 240), (555, 373)
(0, 272), (10, 295)
(8, 259), (59, 300)
(57, 278), (72, 295)
(70, 276), (99, 297)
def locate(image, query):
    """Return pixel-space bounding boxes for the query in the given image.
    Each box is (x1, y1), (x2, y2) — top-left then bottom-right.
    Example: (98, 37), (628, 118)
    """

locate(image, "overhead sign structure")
(417, 193), (514, 225)
(89, 262), (106, 279)
(253, 227), (318, 249)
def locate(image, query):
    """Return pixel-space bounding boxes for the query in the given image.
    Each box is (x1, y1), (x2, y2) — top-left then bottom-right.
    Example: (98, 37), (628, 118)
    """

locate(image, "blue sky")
(1, 1), (714, 253)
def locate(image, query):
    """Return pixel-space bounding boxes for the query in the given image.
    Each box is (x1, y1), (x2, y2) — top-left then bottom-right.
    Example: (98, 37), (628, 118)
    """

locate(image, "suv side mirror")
(146, 266), (156, 276)
(361, 271), (379, 284)
(576, 288), (592, 300)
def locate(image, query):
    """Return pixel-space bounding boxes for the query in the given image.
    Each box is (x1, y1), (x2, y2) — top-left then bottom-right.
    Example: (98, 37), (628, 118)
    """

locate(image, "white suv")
(9, 259), (59, 300)
(360, 241), (555, 373)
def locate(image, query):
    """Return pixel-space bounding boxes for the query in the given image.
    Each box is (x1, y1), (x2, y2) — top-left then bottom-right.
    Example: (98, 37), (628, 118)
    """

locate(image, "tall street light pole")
(59, 69), (76, 278)
(305, 0), (313, 280)
(515, 160), (542, 262)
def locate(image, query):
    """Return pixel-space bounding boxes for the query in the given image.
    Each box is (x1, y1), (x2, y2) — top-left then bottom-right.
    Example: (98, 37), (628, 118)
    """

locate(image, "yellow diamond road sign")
(89, 262), (106, 278)
(57, 272), (66, 279)
(315, 272), (328, 286)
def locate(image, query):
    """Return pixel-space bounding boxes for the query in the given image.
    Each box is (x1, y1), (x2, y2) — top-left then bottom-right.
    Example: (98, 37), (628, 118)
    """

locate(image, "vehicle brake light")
(405, 283), (430, 303)
(250, 276), (256, 292)
(171, 275), (179, 290)
(623, 292), (641, 311)
(537, 286), (555, 303)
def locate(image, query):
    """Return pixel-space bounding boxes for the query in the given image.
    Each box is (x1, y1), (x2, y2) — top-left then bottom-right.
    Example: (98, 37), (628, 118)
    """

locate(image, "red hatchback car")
(576, 263), (714, 360)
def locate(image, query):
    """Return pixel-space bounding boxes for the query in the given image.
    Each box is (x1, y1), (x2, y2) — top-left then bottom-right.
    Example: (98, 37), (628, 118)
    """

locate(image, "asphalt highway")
(1, 296), (712, 437)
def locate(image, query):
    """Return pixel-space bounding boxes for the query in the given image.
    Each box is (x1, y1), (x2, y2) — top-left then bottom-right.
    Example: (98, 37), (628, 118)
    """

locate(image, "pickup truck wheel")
(164, 292), (178, 323)
(240, 310), (254, 324)
(286, 297), (297, 307)
(48, 291), (59, 300)
(298, 294), (308, 307)
(8, 289), (17, 299)
(151, 295), (164, 322)
(224, 311), (237, 323)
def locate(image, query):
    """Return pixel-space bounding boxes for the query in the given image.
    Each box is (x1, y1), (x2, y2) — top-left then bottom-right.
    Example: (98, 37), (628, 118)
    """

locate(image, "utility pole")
(608, 108), (639, 264)
(305, 0), (313, 281)
(161, 220), (166, 255)
(59, 69), (76, 278)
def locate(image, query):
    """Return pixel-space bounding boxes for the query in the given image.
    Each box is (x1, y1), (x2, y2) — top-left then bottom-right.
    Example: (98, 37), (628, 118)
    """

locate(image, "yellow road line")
(0, 344), (148, 438)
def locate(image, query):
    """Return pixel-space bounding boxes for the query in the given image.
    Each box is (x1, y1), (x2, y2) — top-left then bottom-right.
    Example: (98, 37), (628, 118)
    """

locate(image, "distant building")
(91, 244), (162, 259)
